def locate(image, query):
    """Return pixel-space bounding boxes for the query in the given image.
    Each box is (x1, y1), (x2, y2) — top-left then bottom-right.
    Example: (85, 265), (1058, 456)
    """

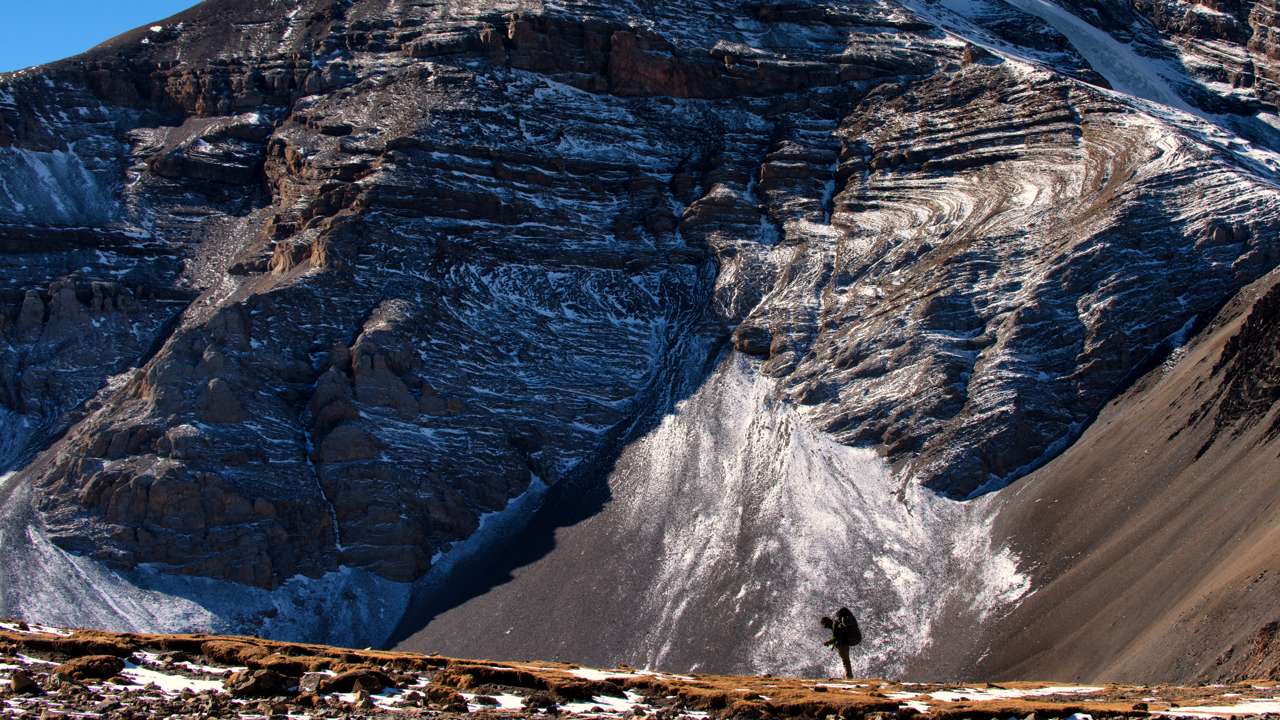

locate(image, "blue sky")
(0, 1), (200, 72)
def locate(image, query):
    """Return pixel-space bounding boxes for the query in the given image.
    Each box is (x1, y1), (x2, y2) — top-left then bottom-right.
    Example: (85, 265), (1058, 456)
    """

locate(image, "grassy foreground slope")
(2, 623), (1280, 719)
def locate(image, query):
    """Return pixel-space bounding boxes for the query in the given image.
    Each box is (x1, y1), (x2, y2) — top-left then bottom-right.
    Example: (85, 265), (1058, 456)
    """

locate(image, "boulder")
(200, 378), (246, 424)
(317, 667), (393, 694)
(298, 672), (327, 694)
(224, 668), (295, 698)
(9, 670), (41, 695)
(54, 655), (125, 681)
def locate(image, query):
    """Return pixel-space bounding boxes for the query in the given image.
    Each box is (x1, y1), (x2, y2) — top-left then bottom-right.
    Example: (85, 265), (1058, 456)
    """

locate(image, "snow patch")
(112, 662), (226, 695)
(614, 354), (1031, 677)
(0, 621), (72, 636)
(567, 668), (641, 682)
(918, 685), (1104, 702)
(561, 691), (647, 715)
(463, 691), (526, 711)
(1155, 699), (1280, 717)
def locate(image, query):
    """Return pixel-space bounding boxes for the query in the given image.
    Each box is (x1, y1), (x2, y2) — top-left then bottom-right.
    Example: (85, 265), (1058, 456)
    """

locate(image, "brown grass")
(1, 626), (1275, 718)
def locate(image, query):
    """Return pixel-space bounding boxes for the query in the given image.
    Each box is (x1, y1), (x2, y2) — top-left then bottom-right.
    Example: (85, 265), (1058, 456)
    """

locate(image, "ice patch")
(401, 474), (552, 622)
(0, 409), (35, 474)
(424, 475), (550, 580)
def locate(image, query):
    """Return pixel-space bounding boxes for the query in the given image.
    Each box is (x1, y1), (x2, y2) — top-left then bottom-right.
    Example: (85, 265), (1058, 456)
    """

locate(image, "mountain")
(0, 0), (1277, 681)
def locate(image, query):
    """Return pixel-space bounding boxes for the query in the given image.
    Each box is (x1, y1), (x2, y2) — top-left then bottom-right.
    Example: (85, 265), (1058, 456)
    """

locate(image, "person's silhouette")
(820, 607), (862, 679)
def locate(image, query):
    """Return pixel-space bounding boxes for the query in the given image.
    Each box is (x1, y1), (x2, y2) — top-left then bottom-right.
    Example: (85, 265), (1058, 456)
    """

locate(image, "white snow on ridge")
(1002, 0), (1280, 175)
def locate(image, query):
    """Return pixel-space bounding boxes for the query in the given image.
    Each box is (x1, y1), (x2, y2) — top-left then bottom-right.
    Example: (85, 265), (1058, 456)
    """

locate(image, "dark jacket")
(827, 608), (862, 648)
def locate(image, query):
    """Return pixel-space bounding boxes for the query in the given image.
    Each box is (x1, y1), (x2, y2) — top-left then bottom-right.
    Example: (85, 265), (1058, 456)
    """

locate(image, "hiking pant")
(836, 644), (852, 679)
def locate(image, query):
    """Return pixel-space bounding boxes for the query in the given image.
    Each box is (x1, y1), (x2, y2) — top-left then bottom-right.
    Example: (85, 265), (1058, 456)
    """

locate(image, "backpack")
(833, 607), (862, 647)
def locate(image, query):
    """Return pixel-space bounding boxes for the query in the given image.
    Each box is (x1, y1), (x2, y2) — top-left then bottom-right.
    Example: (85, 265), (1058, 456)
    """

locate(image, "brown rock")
(731, 324), (772, 357)
(201, 640), (270, 666)
(298, 672), (327, 694)
(310, 368), (357, 433)
(16, 290), (45, 336)
(353, 689), (375, 710)
(960, 44), (993, 65)
(225, 668), (295, 698)
(524, 690), (560, 712)
(315, 423), (383, 463)
(318, 667), (393, 694)
(9, 669), (41, 695)
(426, 685), (470, 708)
(54, 655), (125, 681)
(200, 378), (246, 424)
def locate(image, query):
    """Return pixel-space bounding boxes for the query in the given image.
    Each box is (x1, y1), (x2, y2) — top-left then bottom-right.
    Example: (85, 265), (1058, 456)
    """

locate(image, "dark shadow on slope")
(384, 325), (730, 650)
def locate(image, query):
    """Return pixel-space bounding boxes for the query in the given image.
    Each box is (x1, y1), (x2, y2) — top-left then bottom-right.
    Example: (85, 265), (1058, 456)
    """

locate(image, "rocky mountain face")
(954, 266), (1280, 683)
(1, 0), (1278, 680)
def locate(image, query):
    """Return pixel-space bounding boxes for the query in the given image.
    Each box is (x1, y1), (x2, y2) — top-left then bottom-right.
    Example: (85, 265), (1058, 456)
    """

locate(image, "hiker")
(820, 607), (862, 679)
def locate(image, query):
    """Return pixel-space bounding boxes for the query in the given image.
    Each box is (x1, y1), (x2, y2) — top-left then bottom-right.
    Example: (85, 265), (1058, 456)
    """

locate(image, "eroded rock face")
(1122, 0), (1280, 109)
(0, 0), (1278, 654)
(736, 65), (1280, 495)
(1199, 273), (1280, 444)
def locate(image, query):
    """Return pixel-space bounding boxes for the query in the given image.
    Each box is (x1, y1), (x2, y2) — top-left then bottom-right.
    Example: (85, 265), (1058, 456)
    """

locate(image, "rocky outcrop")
(54, 655), (125, 681)
(225, 668), (295, 697)
(1199, 273), (1280, 445)
(1097, 0), (1280, 110)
